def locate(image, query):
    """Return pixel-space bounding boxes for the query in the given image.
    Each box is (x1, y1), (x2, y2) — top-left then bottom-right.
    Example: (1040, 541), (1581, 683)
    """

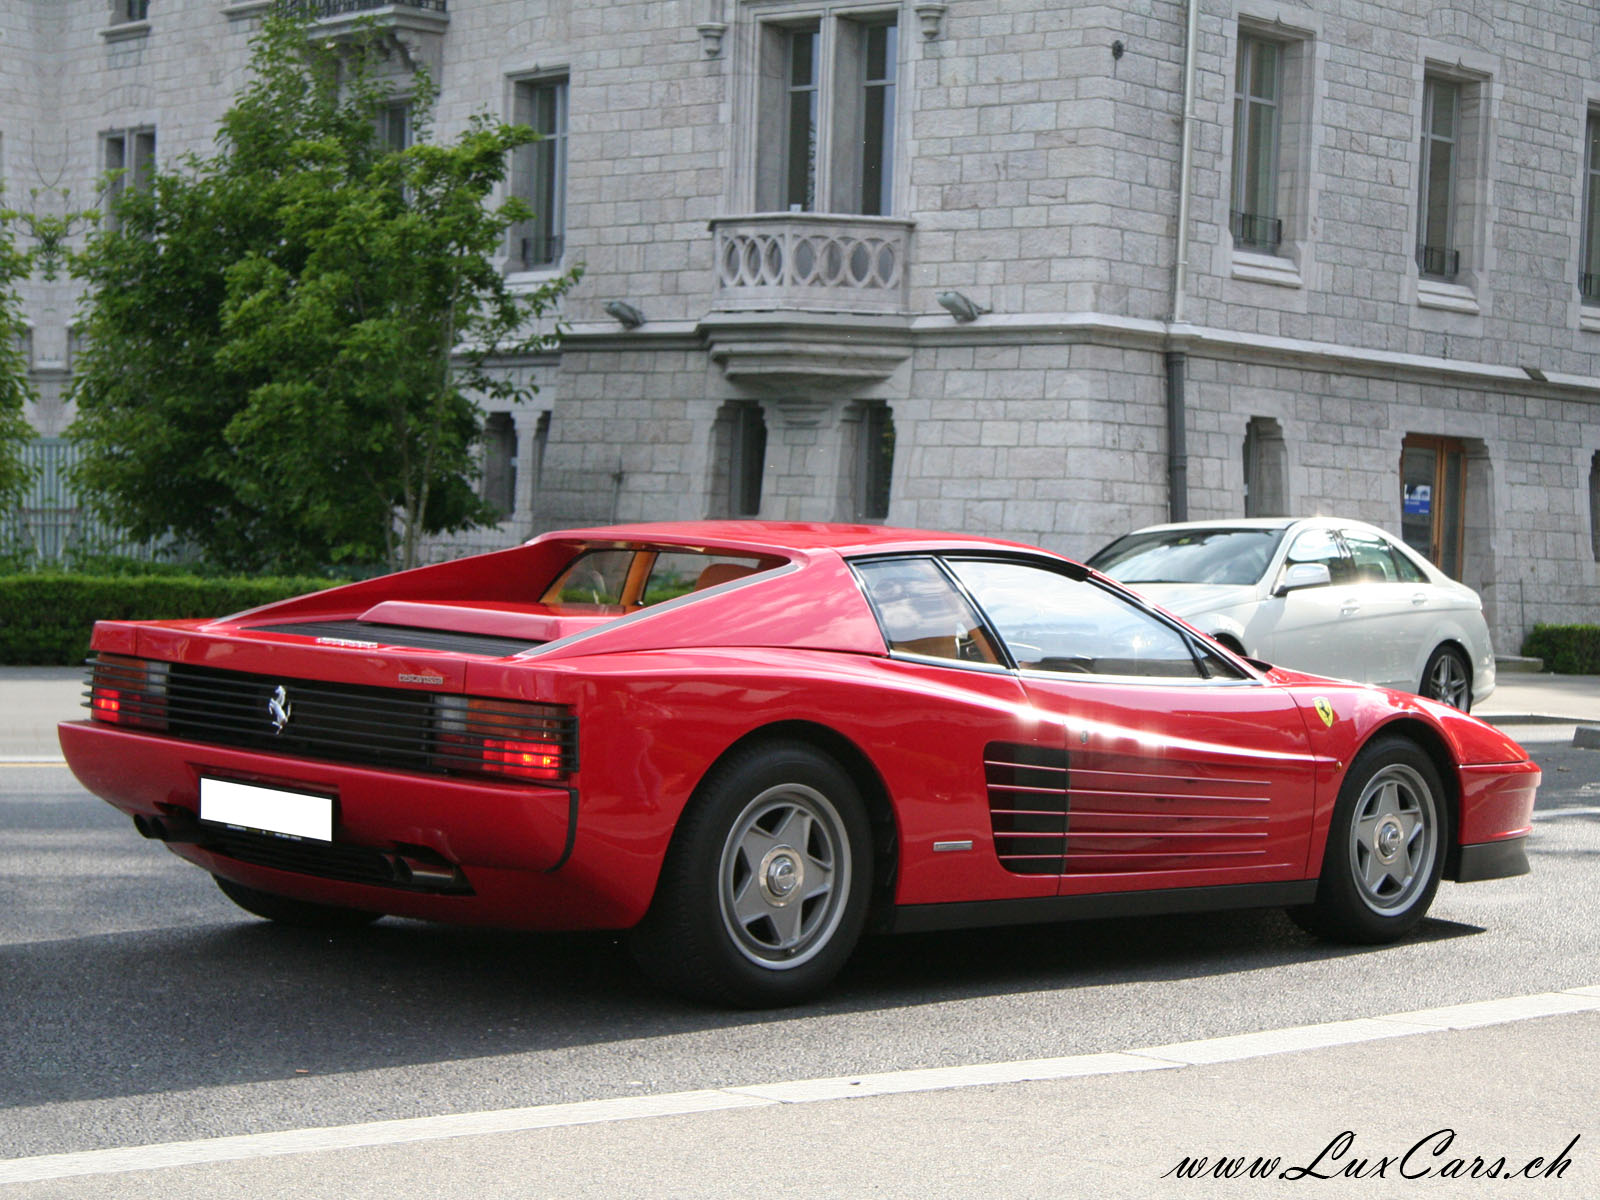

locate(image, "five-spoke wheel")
(718, 783), (852, 969)
(1290, 735), (1447, 943)
(630, 740), (872, 1007)
(1420, 644), (1472, 711)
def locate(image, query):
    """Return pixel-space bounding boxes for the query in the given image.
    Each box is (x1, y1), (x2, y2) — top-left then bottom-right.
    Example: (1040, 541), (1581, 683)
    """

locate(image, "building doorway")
(1400, 434), (1466, 578)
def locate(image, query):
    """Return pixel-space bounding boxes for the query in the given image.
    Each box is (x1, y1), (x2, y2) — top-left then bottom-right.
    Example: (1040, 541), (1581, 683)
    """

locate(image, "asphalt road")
(2, 723), (1596, 1195)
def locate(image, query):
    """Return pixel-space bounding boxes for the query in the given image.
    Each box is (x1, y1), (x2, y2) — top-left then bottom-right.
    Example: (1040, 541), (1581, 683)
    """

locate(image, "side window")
(853, 558), (1000, 665)
(1283, 528), (1354, 585)
(949, 560), (1204, 679)
(1342, 529), (1426, 584)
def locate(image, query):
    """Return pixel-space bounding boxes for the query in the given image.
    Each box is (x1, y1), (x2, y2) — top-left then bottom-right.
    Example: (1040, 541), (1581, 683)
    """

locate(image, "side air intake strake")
(985, 742), (1070, 875)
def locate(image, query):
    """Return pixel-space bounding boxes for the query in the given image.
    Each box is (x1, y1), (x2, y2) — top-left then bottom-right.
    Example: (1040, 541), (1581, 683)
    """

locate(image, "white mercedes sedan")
(1087, 517), (1495, 711)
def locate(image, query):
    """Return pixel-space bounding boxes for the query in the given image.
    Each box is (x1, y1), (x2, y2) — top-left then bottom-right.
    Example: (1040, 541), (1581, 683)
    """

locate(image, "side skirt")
(887, 880), (1319, 935)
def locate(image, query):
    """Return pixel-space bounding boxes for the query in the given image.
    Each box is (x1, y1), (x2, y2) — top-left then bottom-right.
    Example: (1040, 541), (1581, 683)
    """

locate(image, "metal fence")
(1, 438), (181, 566)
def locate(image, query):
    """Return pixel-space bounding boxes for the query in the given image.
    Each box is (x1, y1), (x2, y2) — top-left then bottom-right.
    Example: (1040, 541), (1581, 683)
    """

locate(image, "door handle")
(1340, 602), (1360, 617)
(1410, 593), (1428, 606)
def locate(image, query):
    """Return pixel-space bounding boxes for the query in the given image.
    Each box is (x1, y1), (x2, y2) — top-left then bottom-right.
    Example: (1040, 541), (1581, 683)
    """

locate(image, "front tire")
(213, 875), (383, 930)
(630, 740), (872, 1007)
(1420, 644), (1471, 711)
(1290, 736), (1447, 943)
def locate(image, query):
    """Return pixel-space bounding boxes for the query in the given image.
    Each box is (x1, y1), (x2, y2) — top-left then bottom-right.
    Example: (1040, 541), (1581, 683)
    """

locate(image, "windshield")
(1087, 528), (1286, 586)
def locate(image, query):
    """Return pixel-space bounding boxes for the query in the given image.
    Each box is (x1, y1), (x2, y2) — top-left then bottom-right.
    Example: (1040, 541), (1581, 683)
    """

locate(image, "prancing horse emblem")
(267, 685), (292, 735)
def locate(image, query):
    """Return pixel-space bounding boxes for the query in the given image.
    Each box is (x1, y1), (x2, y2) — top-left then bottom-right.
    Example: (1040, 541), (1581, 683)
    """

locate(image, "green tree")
(67, 13), (578, 571)
(0, 204), (37, 518)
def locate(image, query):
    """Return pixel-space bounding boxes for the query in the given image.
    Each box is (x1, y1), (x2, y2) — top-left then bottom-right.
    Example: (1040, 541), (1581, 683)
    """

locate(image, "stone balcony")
(710, 214), (913, 315)
(701, 214), (915, 390)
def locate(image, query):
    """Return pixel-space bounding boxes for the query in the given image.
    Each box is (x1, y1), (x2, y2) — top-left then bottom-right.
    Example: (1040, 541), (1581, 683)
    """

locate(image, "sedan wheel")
(1289, 736), (1446, 943)
(630, 740), (873, 1007)
(1421, 644), (1471, 711)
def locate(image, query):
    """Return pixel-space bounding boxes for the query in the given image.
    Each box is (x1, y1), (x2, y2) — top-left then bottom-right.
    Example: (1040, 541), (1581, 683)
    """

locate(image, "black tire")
(1289, 735), (1447, 943)
(629, 740), (873, 1007)
(1419, 644), (1472, 712)
(213, 874), (383, 930)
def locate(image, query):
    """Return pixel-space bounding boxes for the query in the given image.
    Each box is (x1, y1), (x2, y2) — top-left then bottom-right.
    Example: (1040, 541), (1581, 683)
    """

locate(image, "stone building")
(4, 0), (1600, 650)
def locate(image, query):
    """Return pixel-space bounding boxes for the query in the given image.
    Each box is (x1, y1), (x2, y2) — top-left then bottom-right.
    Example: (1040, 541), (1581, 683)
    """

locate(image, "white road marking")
(1, 985), (1596, 1185)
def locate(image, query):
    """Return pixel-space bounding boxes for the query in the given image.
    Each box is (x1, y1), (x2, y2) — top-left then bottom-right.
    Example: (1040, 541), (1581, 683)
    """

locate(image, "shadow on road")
(0, 903), (1482, 1109)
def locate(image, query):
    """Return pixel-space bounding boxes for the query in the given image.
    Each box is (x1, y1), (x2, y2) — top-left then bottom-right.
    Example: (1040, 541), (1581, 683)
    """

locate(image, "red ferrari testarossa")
(60, 522), (1538, 1005)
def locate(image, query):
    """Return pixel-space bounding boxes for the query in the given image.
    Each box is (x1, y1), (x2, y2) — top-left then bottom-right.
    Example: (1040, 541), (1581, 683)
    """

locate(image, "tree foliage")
(67, 13), (577, 571)
(0, 204), (36, 516)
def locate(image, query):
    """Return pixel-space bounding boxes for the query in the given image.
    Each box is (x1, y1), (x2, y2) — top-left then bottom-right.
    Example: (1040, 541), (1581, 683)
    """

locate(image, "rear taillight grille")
(985, 742), (1070, 875)
(85, 657), (577, 782)
(86, 656), (170, 730)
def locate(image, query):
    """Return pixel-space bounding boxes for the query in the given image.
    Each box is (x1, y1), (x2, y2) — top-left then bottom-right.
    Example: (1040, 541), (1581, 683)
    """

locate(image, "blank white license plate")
(200, 778), (333, 842)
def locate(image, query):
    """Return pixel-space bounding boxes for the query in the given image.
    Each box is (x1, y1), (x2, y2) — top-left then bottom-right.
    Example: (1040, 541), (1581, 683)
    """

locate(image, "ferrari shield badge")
(1313, 697), (1335, 727)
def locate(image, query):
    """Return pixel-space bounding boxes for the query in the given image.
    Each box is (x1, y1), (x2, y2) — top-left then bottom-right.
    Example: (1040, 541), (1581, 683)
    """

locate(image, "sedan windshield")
(1088, 528), (1287, 586)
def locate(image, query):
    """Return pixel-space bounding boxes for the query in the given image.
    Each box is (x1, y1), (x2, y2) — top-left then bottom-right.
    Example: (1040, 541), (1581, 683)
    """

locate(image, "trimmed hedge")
(1521, 623), (1600, 676)
(0, 574), (339, 666)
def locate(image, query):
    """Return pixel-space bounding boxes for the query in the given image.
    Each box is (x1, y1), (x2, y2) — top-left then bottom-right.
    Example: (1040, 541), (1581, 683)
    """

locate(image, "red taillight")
(482, 737), (563, 780)
(433, 695), (575, 781)
(87, 656), (170, 730)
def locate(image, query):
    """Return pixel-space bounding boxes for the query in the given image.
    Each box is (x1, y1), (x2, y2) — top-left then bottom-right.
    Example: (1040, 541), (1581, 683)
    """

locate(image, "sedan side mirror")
(1273, 561), (1332, 597)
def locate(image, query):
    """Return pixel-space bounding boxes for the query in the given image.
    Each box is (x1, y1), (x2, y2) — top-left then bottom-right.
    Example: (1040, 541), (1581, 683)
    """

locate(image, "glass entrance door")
(1400, 435), (1465, 578)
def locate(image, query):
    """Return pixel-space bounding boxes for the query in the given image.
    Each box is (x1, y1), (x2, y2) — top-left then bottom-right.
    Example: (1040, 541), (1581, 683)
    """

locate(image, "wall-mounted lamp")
(603, 300), (647, 329)
(936, 291), (990, 322)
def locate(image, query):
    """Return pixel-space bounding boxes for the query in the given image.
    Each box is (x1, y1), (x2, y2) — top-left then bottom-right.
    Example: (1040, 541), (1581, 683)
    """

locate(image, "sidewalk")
(3, 664), (1595, 761)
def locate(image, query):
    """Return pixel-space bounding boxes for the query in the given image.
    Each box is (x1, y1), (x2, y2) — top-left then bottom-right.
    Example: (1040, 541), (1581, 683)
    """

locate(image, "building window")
(1417, 75), (1462, 281)
(376, 100), (412, 152)
(510, 77), (568, 270)
(1590, 451), (1600, 562)
(480, 412), (518, 519)
(1231, 35), (1283, 254)
(732, 403), (767, 517)
(1582, 114), (1600, 304)
(115, 0), (150, 22)
(855, 402), (894, 521)
(756, 11), (898, 215)
(1242, 416), (1286, 517)
(102, 128), (155, 232)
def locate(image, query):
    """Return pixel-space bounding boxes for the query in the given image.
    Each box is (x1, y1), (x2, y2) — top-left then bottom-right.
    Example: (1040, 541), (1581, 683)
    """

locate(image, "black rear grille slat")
(245, 619), (538, 658)
(986, 742), (1070, 876)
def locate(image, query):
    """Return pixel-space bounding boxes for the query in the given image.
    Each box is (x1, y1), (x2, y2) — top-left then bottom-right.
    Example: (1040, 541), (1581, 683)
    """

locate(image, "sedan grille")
(86, 657), (577, 781)
(985, 742), (1070, 875)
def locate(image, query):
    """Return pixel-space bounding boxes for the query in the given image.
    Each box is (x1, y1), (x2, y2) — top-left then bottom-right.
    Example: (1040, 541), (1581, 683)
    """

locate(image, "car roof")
(1119, 516), (1396, 539)
(529, 520), (1055, 559)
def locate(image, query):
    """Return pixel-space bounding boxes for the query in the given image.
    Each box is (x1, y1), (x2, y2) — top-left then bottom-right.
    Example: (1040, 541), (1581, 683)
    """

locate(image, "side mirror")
(1274, 561), (1332, 597)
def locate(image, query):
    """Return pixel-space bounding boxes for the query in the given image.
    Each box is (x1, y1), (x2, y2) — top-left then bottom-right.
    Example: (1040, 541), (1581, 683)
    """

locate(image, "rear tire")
(629, 740), (872, 1007)
(1420, 644), (1471, 711)
(1289, 735), (1446, 943)
(213, 875), (383, 930)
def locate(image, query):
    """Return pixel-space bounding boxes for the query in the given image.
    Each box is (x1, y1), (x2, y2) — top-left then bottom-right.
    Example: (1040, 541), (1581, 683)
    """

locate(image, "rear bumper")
(57, 719), (635, 929)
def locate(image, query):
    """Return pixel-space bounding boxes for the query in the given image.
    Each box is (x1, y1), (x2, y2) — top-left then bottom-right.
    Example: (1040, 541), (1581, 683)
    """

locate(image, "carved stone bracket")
(914, 3), (948, 40)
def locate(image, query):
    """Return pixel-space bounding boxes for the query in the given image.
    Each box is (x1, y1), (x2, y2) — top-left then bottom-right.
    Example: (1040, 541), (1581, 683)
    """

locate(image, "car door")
(947, 558), (1319, 893)
(1252, 526), (1372, 682)
(1336, 527), (1433, 689)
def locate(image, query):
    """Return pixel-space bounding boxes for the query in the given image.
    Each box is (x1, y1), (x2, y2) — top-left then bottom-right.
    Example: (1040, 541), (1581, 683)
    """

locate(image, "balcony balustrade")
(711, 214), (913, 315)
